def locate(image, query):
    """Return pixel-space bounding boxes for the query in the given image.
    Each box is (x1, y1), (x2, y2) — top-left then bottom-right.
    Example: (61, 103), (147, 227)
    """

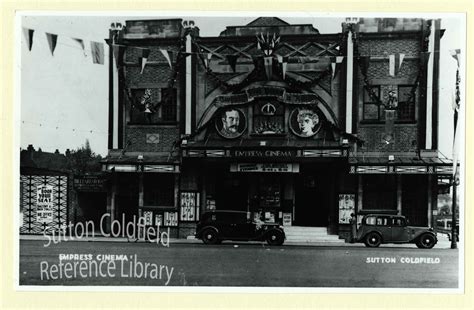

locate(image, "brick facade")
(125, 126), (179, 153)
(356, 35), (423, 152)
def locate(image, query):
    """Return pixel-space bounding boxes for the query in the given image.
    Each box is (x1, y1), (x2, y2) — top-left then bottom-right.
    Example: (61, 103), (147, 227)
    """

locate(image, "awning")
(349, 155), (454, 175)
(101, 153), (180, 173)
(182, 139), (349, 160)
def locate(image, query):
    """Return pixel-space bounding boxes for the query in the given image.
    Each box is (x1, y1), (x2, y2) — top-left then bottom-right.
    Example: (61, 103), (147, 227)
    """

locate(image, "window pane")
(398, 86), (412, 102)
(363, 86), (380, 102)
(397, 86), (415, 121)
(366, 216), (376, 225)
(161, 88), (177, 121)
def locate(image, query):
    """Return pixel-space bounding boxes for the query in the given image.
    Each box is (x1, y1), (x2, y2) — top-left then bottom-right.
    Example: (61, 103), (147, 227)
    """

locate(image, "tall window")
(362, 86), (384, 121)
(129, 88), (177, 124)
(160, 88), (177, 122)
(397, 85), (416, 121)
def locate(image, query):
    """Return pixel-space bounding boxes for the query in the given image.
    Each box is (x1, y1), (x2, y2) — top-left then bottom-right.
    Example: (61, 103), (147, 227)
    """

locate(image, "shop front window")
(362, 175), (396, 210)
(144, 174), (175, 207)
(257, 175), (281, 209)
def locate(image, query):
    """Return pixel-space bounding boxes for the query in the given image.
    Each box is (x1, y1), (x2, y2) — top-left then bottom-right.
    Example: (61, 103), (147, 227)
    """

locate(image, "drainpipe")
(345, 29), (354, 134)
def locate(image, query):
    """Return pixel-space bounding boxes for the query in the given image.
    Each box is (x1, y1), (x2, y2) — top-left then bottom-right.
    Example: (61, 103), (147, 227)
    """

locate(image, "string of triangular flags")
(23, 27), (107, 65)
(22, 26), (432, 79)
(23, 27), (179, 71)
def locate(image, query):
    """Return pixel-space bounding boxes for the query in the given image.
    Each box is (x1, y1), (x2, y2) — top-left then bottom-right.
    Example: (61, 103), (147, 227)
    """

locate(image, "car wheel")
(201, 228), (219, 245)
(364, 232), (382, 248)
(266, 230), (284, 246)
(416, 234), (436, 249)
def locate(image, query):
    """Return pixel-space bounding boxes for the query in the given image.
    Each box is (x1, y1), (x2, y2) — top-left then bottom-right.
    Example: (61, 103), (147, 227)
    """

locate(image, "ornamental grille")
(20, 175), (68, 235)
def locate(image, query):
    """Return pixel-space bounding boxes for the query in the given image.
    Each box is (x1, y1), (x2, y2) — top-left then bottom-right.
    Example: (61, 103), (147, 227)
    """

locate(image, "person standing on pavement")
(350, 213), (357, 243)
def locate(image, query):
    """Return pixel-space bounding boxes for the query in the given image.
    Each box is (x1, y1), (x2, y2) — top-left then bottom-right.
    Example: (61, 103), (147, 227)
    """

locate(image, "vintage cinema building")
(101, 17), (453, 240)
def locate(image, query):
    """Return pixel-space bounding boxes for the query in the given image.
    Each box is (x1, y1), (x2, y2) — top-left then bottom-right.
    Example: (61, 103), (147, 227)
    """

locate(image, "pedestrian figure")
(349, 213), (357, 243)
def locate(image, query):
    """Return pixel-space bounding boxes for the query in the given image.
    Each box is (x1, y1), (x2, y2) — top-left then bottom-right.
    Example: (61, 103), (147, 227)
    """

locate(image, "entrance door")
(215, 174), (248, 211)
(295, 173), (329, 227)
(78, 192), (107, 231)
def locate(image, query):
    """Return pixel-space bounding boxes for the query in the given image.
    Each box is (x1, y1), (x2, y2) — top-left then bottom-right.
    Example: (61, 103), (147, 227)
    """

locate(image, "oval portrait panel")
(215, 108), (247, 139)
(289, 108), (322, 138)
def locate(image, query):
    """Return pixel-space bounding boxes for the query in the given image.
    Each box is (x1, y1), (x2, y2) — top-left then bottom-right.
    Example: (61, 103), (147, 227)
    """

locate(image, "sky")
(19, 13), (464, 157)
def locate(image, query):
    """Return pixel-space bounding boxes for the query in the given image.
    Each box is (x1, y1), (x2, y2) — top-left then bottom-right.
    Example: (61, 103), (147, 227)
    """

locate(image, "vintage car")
(356, 214), (437, 249)
(195, 210), (285, 245)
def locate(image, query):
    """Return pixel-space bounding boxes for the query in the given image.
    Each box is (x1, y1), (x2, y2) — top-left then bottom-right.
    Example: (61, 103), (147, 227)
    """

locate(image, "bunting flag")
(138, 48), (150, 74)
(399, 53), (405, 71)
(226, 55), (238, 72)
(90, 41), (104, 64)
(204, 53), (212, 69)
(331, 56), (344, 79)
(22, 28), (34, 51)
(276, 55), (288, 79)
(282, 56), (288, 79)
(160, 49), (172, 68)
(389, 55), (395, 76)
(72, 38), (86, 56)
(45, 32), (58, 55)
(263, 56), (273, 80)
(389, 53), (405, 77)
(359, 56), (371, 77)
(450, 49), (461, 68)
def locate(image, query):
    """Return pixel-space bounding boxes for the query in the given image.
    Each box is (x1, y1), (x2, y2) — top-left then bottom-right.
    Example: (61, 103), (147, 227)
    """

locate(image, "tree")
(66, 139), (102, 174)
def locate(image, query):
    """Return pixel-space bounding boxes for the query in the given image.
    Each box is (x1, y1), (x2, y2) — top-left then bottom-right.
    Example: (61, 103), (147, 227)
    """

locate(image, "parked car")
(195, 210), (285, 245)
(356, 214), (437, 249)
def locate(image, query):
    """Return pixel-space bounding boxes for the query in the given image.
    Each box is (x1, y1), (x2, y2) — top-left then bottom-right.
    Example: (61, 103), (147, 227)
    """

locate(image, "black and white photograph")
(16, 12), (465, 291)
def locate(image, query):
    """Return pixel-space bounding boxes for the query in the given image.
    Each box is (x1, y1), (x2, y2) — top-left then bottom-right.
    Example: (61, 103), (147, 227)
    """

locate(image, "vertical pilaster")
(138, 171), (144, 218)
(346, 30), (354, 134)
(107, 33), (114, 150)
(106, 176), (117, 232)
(201, 173), (206, 218)
(357, 175), (363, 212)
(425, 20), (435, 149)
(427, 175), (433, 226)
(397, 175), (402, 215)
(185, 32), (192, 135)
(113, 64), (119, 148)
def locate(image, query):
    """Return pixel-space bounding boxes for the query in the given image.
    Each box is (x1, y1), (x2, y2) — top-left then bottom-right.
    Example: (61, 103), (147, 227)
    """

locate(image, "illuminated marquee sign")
(230, 163), (299, 173)
(231, 150), (296, 158)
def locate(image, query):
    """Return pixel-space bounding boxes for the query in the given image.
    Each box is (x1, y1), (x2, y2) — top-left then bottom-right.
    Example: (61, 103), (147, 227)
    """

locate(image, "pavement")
(19, 232), (457, 249)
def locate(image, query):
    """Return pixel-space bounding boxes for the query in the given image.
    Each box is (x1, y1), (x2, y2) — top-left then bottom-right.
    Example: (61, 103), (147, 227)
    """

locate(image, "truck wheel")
(266, 230), (284, 246)
(416, 234), (436, 249)
(364, 232), (382, 247)
(201, 228), (219, 245)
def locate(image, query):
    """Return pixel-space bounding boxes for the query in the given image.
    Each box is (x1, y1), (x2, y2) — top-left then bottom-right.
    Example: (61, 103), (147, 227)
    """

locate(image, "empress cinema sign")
(231, 150), (295, 157)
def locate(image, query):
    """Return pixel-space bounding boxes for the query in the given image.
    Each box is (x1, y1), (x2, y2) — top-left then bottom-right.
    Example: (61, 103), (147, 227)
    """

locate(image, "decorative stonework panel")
(146, 133), (160, 144)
